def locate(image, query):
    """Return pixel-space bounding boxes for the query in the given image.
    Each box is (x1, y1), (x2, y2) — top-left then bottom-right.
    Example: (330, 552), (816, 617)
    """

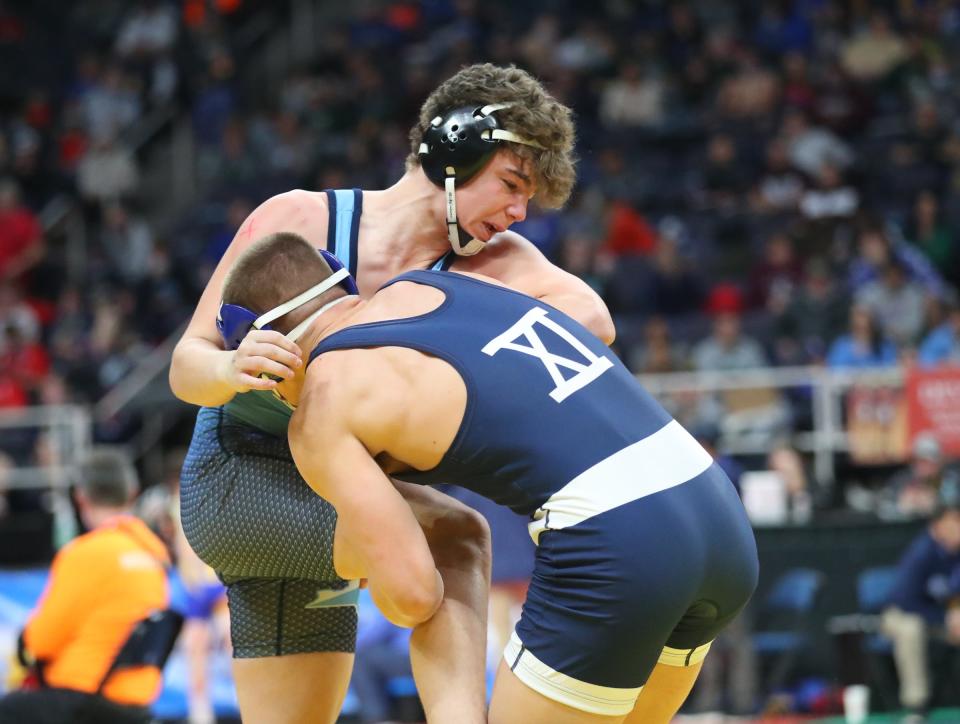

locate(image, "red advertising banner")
(906, 366), (960, 457)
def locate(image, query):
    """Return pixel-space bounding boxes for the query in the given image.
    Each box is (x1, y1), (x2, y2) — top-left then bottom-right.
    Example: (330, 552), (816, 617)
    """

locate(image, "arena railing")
(0, 405), (92, 492)
(637, 365), (907, 489)
(0, 405), (93, 548)
(94, 352), (912, 492)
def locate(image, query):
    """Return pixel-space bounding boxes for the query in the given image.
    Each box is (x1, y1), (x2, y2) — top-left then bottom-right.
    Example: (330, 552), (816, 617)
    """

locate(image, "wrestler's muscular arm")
(288, 355), (444, 629)
(454, 230), (616, 344)
(169, 191), (328, 406)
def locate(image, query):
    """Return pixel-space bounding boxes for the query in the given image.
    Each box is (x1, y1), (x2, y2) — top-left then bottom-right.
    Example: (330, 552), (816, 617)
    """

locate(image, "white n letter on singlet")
(481, 307), (614, 402)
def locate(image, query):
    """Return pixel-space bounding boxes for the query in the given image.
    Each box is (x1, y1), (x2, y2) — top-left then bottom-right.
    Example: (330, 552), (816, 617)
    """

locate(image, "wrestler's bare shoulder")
(237, 189), (330, 247)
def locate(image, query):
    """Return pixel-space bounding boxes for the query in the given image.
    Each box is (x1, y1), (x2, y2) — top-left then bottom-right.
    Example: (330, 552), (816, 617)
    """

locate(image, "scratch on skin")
(237, 218), (257, 242)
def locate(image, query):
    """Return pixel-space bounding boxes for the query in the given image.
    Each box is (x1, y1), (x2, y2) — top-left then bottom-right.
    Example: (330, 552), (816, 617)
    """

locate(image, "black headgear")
(417, 103), (542, 255)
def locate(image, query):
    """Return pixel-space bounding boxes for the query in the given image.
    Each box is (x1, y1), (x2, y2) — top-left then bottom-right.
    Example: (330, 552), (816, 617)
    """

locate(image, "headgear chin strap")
(418, 103), (543, 256)
(444, 176), (485, 256)
(217, 249), (358, 350)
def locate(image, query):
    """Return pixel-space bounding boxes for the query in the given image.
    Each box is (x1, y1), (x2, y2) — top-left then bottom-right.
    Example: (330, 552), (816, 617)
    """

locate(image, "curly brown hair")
(407, 63), (577, 208)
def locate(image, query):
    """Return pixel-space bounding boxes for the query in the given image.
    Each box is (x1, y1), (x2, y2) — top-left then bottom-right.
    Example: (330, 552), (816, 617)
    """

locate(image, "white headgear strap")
(284, 295), (354, 341)
(253, 268), (352, 331)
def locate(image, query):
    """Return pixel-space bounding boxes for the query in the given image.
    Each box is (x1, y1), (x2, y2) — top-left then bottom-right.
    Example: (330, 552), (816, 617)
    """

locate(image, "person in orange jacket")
(0, 449), (170, 724)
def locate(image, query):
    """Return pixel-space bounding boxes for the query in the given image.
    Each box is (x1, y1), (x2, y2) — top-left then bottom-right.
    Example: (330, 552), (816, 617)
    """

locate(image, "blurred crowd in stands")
(1, 1), (960, 492)
(2, 2), (960, 720)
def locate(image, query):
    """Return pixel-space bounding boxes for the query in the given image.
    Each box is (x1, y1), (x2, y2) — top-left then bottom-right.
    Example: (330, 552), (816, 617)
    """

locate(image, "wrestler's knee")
(427, 502), (491, 572)
(394, 481), (492, 571)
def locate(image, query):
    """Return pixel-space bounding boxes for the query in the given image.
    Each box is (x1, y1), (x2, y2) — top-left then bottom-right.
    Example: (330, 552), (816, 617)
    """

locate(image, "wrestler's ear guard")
(217, 249), (358, 350)
(417, 103), (542, 256)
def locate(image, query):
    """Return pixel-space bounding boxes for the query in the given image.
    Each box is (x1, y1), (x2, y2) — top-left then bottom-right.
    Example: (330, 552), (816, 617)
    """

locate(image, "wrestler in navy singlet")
(310, 270), (759, 715)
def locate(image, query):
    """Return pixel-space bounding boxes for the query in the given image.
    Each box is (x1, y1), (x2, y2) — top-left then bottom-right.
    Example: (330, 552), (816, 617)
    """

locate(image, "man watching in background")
(882, 434), (960, 520)
(0, 449), (170, 724)
(881, 504), (960, 721)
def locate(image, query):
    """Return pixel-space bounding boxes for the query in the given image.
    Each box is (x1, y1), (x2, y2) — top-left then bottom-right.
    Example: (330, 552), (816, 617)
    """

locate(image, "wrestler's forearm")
(169, 337), (238, 407)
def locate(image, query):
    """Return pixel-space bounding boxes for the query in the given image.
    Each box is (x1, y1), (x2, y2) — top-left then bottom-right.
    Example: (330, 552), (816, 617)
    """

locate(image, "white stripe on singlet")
(528, 420), (713, 544)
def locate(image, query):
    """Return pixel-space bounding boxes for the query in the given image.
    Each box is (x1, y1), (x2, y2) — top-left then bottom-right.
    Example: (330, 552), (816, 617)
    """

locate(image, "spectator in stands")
(749, 137), (806, 215)
(602, 196), (657, 256)
(114, 0), (179, 105)
(692, 289), (768, 372)
(840, 10), (907, 84)
(553, 18), (615, 73)
(810, 60), (871, 136)
(880, 504), (960, 721)
(849, 222), (946, 300)
(115, 1), (178, 63)
(715, 49), (780, 122)
(798, 163), (859, 223)
(76, 135), (139, 206)
(90, 288), (143, 397)
(199, 119), (259, 189)
(555, 230), (607, 297)
(699, 133), (749, 212)
(780, 51), (815, 113)
(881, 434), (960, 521)
(659, 2), (703, 66)
(8, 108), (49, 206)
(856, 259), (928, 347)
(906, 100), (949, 172)
(0, 281), (40, 354)
(191, 48), (237, 150)
(648, 234), (706, 318)
(826, 304), (898, 369)
(768, 440), (813, 523)
(877, 141), (945, 224)
(0, 178), (43, 282)
(1, 322), (49, 403)
(99, 202), (154, 284)
(747, 232), (803, 311)
(918, 301), (960, 367)
(629, 316), (688, 374)
(599, 60), (665, 129)
(780, 108), (853, 178)
(774, 256), (849, 364)
(81, 65), (142, 144)
(795, 162), (859, 259)
(47, 285), (93, 386)
(692, 289), (792, 440)
(0, 449), (170, 724)
(908, 190), (954, 284)
(516, 12), (560, 74)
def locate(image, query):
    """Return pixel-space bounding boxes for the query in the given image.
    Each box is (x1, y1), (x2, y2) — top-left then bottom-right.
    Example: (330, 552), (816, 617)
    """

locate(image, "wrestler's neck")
(299, 296), (365, 352)
(361, 168), (450, 265)
(276, 296), (367, 405)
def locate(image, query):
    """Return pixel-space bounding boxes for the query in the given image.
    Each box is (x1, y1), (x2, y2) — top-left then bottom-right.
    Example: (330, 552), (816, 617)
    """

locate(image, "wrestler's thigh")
(232, 651), (354, 724)
(488, 660), (626, 724)
(180, 407), (340, 582)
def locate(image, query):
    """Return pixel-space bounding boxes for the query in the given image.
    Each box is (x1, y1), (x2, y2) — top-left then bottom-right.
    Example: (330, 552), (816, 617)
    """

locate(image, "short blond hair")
(222, 233), (340, 335)
(407, 63), (576, 208)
